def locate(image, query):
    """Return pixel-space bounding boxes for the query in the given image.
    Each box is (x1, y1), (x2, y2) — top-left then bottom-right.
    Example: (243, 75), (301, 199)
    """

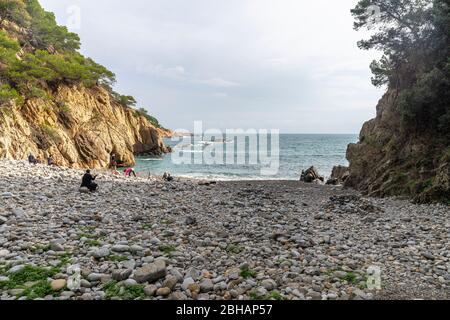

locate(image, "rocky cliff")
(346, 87), (449, 203)
(0, 84), (169, 168)
(345, 0), (449, 204)
(0, 1), (170, 168)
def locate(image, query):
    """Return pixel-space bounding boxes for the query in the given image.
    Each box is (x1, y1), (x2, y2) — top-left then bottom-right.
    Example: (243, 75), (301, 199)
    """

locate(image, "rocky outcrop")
(0, 84), (169, 168)
(346, 89), (450, 203)
(300, 166), (324, 184)
(326, 166), (350, 186)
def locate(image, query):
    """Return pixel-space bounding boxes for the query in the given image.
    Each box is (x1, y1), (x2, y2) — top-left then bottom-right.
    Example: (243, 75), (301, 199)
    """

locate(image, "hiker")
(28, 153), (38, 165)
(124, 168), (137, 177)
(81, 169), (98, 192)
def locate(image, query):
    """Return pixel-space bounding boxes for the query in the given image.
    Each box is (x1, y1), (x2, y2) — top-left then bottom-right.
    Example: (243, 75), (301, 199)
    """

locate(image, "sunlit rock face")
(0, 84), (169, 168)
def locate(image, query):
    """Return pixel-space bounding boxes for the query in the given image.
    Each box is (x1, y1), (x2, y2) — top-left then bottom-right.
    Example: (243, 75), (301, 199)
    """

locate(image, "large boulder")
(327, 166), (350, 185)
(134, 259), (167, 283)
(300, 167), (324, 183)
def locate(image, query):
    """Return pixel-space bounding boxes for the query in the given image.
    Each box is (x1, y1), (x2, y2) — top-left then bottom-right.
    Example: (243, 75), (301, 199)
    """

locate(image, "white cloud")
(211, 92), (228, 98)
(197, 78), (240, 88)
(40, 0), (383, 133)
(136, 64), (186, 80)
(136, 64), (239, 88)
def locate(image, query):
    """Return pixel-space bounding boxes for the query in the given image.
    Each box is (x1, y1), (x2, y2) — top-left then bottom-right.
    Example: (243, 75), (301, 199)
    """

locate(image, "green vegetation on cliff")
(0, 0), (164, 129)
(352, 0), (449, 136)
(349, 0), (449, 203)
(134, 107), (167, 130)
(0, 0), (114, 94)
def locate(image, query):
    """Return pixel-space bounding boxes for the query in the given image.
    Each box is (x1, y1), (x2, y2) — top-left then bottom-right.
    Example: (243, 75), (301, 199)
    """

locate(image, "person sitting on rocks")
(81, 169), (98, 192)
(124, 168), (137, 177)
(163, 172), (174, 182)
(28, 153), (38, 165)
(47, 155), (56, 166)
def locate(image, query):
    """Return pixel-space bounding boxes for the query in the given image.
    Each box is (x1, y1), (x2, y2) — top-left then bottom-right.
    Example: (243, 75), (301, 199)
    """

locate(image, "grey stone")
(185, 216), (197, 225)
(112, 269), (132, 281)
(121, 260), (136, 270)
(9, 289), (25, 296)
(261, 279), (277, 291)
(50, 241), (64, 252)
(124, 279), (138, 287)
(182, 277), (195, 291)
(156, 287), (171, 296)
(333, 271), (348, 279)
(92, 247), (110, 259)
(162, 275), (179, 290)
(144, 284), (157, 297)
(87, 273), (107, 282)
(185, 267), (201, 281)
(170, 291), (188, 300)
(1, 192), (14, 198)
(8, 265), (25, 273)
(421, 252), (435, 260)
(134, 260), (167, 283)
(130, 245), (144, 253)
(170, 268), (184, 282)
(111, 245), (131, 253)
(79, 187), (90, 194)
(199, 279), (214, 293)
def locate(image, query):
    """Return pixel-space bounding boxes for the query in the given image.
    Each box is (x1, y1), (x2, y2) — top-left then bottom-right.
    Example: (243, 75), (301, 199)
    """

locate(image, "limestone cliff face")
(346, 88), (450, 203)
(0, 84), (169, 168)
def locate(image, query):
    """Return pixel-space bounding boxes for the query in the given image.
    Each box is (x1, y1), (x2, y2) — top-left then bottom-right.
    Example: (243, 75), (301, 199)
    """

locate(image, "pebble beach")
(0, 160), (448, 300)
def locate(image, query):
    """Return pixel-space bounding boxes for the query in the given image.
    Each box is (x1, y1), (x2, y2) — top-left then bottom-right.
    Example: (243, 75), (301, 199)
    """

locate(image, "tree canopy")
(0, 0), (30, 27)
(0, 0), (115, 100)
(0, 0), (165, 130)
(352, 0), (449, 135)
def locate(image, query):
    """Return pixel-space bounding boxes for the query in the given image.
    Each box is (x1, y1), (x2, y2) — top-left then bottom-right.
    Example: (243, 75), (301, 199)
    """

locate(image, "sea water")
(134, 134), (358, 181)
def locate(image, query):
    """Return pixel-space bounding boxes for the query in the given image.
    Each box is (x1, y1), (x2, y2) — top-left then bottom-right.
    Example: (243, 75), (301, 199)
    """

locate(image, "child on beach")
(124, 168), (137, 177)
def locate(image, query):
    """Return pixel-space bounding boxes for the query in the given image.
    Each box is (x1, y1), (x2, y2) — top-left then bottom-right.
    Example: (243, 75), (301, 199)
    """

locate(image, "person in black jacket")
(81, 170), (98, 192)
(28, 153), (38, 165)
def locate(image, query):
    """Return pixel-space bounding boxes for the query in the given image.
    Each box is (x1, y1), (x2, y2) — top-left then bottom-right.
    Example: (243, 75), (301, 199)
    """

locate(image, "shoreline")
(0, 160), (448, 300)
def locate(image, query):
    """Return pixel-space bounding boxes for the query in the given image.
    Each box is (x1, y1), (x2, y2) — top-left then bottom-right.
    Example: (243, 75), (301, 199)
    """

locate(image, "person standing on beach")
(81, 169), (98, 192)
(110, 154), (117, 169)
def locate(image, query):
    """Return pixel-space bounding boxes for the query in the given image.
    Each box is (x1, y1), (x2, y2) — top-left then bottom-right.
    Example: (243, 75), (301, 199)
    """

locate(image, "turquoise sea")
(134, 134), (358, 181)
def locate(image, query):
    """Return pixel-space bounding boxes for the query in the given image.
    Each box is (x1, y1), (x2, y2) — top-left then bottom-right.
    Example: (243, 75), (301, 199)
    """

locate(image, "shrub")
(135, 107), (166, 129)
(0, 84), (22, 103)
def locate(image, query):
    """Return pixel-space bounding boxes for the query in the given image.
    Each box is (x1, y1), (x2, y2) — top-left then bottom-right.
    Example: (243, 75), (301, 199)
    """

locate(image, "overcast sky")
(40, 0), (383, 133)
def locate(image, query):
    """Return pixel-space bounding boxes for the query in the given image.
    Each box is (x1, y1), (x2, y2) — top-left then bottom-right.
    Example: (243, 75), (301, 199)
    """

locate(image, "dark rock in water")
(300, 167), (324, 183)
